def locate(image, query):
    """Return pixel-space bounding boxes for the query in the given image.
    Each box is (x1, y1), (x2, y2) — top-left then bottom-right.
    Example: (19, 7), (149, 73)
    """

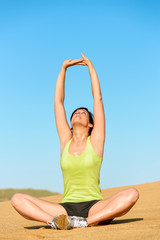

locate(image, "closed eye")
(81, 111), (86, 115)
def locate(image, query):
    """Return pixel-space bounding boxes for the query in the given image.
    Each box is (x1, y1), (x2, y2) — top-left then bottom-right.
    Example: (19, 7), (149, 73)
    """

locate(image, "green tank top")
(60, 136), (103, 203)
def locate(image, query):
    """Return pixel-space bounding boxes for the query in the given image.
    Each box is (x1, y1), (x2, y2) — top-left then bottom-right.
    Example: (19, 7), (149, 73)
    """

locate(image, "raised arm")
(54, 58), (84, 153)
(80, 53), (105, 157)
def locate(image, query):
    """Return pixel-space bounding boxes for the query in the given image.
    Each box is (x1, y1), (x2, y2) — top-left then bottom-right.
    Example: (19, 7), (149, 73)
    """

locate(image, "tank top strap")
(61, 138), (72, 157)
(87, 136), (103, 160)
(65, 138), (73, 150)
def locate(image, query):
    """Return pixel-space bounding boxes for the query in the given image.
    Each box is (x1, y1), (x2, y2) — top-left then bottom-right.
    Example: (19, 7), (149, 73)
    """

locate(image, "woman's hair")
(70, 107), (94, 135)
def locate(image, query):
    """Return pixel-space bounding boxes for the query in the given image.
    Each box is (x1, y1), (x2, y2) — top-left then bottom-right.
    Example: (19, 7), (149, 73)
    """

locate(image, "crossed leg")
(11, 188), (139, 227)
(87, 188), (139, 226)
(11, 193), (68, 223)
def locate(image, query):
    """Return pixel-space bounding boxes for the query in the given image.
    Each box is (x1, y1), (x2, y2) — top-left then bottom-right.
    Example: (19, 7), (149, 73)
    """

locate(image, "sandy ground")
(0, 181), (160, 240)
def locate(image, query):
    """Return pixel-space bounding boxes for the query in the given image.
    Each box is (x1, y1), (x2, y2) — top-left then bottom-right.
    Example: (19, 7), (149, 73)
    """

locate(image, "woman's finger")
(81, 52), (87, 58)
(71, 58), (83, 64)
(81, 52), (90, 61)
(76, 62), (87, 65)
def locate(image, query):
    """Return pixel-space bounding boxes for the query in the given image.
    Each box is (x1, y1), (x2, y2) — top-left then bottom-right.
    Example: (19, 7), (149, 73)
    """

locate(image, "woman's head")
(70, 107), (94, 135)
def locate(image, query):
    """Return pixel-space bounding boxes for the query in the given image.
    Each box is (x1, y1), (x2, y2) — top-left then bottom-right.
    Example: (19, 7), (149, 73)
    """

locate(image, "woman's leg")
(87, 188), (139, 226)
(11, 193), (67, 223)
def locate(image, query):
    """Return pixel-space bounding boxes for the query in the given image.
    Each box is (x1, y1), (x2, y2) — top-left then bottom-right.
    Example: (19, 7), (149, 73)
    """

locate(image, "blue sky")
(0, 0), (159, 193)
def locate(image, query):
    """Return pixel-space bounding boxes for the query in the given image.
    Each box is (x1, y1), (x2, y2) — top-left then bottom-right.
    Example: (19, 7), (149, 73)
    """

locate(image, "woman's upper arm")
(90, 98), (105, 156)
(54, 102), (72, 149)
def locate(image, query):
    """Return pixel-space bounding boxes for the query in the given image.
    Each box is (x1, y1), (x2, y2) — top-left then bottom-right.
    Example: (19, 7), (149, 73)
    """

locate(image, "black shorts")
(59, 200), (101, 218)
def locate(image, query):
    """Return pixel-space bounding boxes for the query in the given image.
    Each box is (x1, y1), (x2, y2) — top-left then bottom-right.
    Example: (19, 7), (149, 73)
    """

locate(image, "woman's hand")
(62, 58), (84, 70)
(77, 52), (93, 67)
(62, 53), (93, 70)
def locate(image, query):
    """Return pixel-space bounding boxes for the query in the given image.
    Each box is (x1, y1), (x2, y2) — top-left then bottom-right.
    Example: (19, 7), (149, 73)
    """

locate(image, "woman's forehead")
(75, 108), (88, 113)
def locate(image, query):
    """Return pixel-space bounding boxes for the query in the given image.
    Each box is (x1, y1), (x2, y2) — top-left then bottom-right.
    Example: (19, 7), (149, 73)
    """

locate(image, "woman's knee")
(125, 188), (139, 204)
(10, 193), (25, 208)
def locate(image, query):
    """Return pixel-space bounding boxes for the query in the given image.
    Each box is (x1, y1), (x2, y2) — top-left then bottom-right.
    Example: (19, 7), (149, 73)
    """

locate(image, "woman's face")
(71, 109), (90, 127)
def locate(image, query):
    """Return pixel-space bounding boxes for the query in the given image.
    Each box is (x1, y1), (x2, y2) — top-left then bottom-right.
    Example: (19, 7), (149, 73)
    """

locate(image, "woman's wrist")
(88, 61), (94, 71)
(61, 65), (67, 72)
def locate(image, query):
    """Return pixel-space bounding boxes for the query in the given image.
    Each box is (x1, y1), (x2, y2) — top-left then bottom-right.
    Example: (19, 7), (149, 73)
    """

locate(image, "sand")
(0, 181), (160, 240)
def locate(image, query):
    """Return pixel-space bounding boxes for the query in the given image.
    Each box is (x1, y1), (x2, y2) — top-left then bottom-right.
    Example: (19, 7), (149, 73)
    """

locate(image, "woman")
(11, 53), (139, 230)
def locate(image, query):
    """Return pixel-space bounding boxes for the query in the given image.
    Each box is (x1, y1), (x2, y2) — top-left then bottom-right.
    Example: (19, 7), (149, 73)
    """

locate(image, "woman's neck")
(72, 127), (88, 144)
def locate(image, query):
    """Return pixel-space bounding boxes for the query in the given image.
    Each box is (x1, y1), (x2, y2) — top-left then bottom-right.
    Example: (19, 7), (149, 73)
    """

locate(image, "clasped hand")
(62, 53), (92, 70)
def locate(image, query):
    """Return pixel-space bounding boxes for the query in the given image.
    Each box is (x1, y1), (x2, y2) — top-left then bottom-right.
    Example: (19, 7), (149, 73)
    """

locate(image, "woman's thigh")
(88, 188), (138, 217)
(11, 193), (67, 216)
(88, 197), (112, 217)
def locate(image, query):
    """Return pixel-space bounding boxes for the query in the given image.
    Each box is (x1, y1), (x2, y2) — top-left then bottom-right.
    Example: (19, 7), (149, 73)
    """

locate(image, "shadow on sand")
(25, 217), (143, 230)
(100, 218), (144, 225)
(25, 225), (51, 230)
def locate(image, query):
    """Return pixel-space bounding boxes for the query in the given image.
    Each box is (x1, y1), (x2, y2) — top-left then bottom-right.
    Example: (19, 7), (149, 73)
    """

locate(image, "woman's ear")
(88, 123), (93, 128)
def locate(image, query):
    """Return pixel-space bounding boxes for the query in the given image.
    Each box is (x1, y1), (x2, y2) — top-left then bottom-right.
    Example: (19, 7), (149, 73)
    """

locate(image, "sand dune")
(0, 181), (160, 240)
